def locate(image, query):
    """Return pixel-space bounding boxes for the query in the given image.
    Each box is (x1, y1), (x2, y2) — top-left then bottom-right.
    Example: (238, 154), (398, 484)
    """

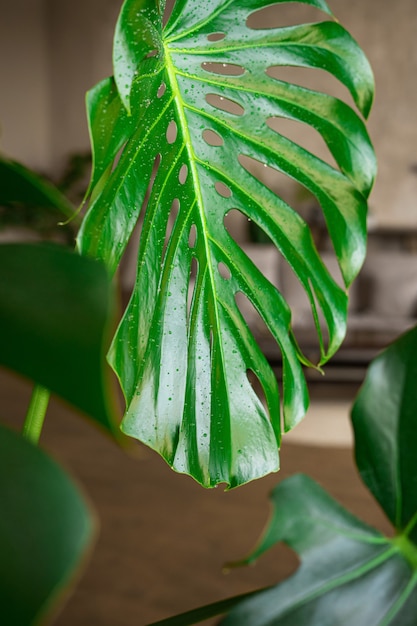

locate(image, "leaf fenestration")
(78, 0), (375, 487)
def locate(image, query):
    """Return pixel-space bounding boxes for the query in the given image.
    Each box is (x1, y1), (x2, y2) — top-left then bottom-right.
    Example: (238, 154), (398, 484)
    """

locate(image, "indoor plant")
(0, 0), (380, 622)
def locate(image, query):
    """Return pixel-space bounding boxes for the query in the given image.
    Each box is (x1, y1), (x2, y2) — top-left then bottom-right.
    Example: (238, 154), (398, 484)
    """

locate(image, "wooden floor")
(1, 372), (391, 626)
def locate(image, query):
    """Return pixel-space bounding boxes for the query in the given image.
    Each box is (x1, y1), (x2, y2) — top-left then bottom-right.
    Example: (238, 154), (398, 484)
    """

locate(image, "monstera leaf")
(219, 476), (417, 626)
(77, 0), (375, 487)
(150, 328), (417, 626)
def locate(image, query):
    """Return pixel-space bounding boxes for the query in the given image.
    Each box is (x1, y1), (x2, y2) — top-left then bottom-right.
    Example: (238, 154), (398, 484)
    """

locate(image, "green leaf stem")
(78, 0), (375, 487)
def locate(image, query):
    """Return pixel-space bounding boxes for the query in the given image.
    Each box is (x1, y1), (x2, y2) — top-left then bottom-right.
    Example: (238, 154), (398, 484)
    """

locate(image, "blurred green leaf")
(0, 156), (74, 227)
(78, 0), (375, 487)
(0, 243), (119, 435)
(352, 326), (417, 545)
(0, 423), (96, 626)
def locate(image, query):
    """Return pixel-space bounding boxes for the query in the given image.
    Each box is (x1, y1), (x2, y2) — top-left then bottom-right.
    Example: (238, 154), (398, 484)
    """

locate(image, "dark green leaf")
(78, 0), (375, 487)
(352, 326), (417, 544)
(220, 475), (417, 626)
(0, 423), (96, 626)
(0, 243), (119, 435)
(0, 156), (74, 220)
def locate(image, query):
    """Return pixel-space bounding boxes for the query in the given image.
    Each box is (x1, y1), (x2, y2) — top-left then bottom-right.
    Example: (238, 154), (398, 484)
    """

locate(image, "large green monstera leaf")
(78, 0), (375, 487)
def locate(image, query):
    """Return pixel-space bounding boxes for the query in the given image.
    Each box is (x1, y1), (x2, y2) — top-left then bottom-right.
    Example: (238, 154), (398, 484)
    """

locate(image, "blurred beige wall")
(332, 0), (417, 228)
(0, 0), (120, 172)
(0, 0), (51, 171)
(0, 0), (416, 226)
(45, 0), (121, 172)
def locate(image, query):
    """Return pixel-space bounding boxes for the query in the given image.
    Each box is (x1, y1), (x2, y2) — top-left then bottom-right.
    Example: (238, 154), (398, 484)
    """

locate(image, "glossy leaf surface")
(352, 326), (417, 545)
(78, 0), (375, 487)
(220, 475), (417, 626)
(0, 243), (118, 434)
(0, 424), (95, 625)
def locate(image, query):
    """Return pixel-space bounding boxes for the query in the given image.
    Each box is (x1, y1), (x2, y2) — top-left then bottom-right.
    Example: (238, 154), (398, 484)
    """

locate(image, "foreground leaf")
(352, 326), (417, 546)
(78, 0), (375, 487)
(0, 243), (118, 434)
(0, 424), (96, 625)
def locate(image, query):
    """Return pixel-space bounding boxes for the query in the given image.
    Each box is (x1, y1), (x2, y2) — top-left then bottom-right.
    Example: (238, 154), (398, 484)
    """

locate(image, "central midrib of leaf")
(163, 41), (230, 401)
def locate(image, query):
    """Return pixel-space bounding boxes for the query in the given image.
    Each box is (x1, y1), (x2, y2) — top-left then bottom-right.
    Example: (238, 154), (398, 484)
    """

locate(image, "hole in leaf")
(188, 224), (197, 248)
(207, 32), (226, 42)
(179, 164), (188, 184)
(246, 3), (325, 30)
(142, 153), (162, 212)
(110, 143), (127, 173)
(215, 181), (232, 198)
(145, 49), (159, 58)
(163, 0), (175, 25)
(239, 154), (303, 207)
(280, 264), (333, 357)
(187, 257), (199, 321)
(234, 294), (283, 397)
(266, 66), (353, 107)
(247, 369), (268, 410)
(157, 82), (166, 98)
(202, 129), (224, 147)
(235, 291), (268, 338)
(242, 241), (281, 288)
(119, 154), (161, 288)
(202, 62), (245, 76)
(162, 198), (180, 258)
(190, 256), (198, 279)
(171, 197), (180, 219)
(238, 154), (324, 246)
(206, 94), (244, 116)
(166, 120), (178, 144)
(224, 209), (248, 242)
(266, 117), (338, 169)
(218, 262), (231, 280)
